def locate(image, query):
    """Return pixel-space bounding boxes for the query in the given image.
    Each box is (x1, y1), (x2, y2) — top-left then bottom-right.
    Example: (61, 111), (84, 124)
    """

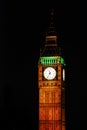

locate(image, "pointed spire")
(51, 8), (54, 16)
(45, 8), (58, 46)
(50, 8), (55, 28)
(40, 8), (60, 56)
(46, 8), (57, 36)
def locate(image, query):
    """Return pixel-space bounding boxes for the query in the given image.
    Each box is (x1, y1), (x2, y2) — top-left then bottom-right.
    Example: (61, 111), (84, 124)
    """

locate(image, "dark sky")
(0, 0), (87, 129)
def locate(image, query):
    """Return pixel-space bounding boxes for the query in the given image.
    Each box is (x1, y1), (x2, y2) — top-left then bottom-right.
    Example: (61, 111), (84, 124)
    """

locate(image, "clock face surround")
(43, 67), (56, 80)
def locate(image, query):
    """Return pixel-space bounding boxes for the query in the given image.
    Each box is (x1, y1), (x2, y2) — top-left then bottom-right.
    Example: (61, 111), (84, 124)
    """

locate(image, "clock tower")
(38, 10), (66, 130)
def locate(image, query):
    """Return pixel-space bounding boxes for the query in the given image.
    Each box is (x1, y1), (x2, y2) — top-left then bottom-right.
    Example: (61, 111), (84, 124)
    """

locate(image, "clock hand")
(49, 71), (51, 75)
(47, 71), (51, 78)
(47, 71), (50, 78)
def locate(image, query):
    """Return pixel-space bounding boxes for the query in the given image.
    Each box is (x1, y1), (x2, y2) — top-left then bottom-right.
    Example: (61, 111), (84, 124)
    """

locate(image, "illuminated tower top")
(46, 8), (57, 38)
(40, 8), (60, 57)
(39, 8), (66, 66)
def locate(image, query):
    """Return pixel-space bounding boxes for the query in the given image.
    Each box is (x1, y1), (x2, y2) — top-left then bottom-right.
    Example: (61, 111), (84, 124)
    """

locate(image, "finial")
(51, 8), (54, 16)
(50, 8), (54, 23)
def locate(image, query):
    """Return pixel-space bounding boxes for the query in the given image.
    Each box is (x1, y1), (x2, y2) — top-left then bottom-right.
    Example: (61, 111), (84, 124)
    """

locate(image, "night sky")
(0, 0), (87, 130)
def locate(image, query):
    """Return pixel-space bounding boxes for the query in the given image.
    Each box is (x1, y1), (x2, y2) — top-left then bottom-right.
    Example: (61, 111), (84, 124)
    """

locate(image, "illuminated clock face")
(63, 69), (65, 81)
(43, 67), (56, 80)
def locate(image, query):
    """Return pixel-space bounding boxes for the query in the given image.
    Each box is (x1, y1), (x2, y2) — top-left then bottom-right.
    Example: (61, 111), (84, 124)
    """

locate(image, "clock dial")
(43, 67), (56, 80)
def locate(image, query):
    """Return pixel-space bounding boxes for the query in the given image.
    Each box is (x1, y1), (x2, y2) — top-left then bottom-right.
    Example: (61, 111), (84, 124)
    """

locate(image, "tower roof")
(40, 8), (60, 57)
(46, 8), (57, 37)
